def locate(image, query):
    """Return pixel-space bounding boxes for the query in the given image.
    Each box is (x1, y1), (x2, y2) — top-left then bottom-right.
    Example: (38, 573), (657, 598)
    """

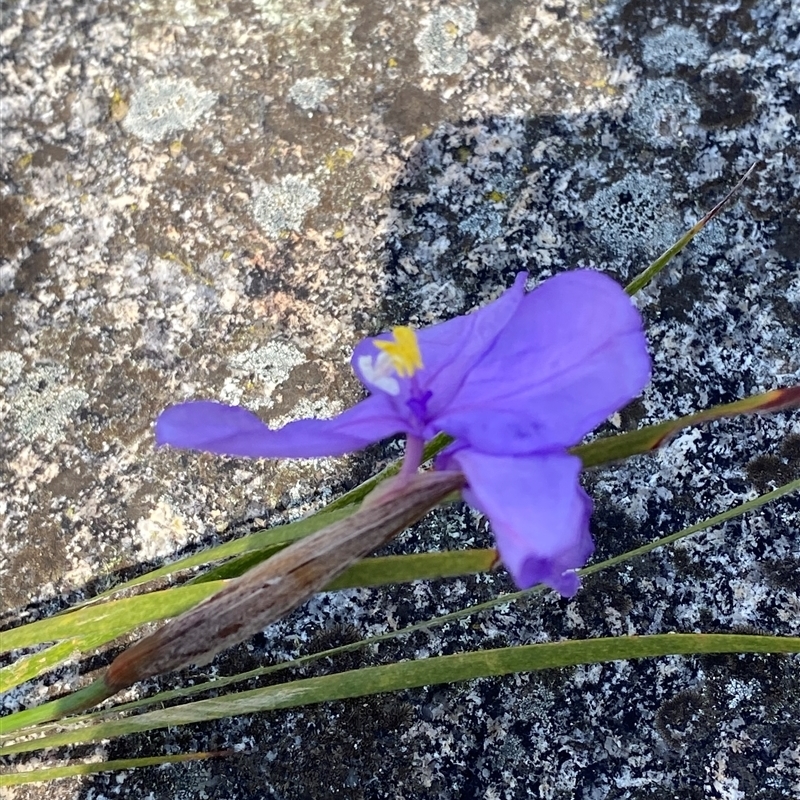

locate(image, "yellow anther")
(374, 326), (423, 377)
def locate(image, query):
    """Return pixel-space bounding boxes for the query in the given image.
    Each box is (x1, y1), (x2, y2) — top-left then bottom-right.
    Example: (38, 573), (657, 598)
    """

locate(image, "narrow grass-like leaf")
(1, 633), (797, 758)
(67, 505), (354, 608)
(326, 548), (498, 590)
(187, 544), (285, 584)
(328, 381), (797, 518)
(0, 751), (227, 787)
(4, 429), (796, 657)
(624, 162), (758, 296)
(575, 385), (800, 468)
(1, 583), (224, 654)
(0, 679), (115, 737)
(583, 476), (800, 575)
(2, 382), (794, 712)
(5, 476), (797, 742)
(0, 640), (83, 694)
(3, 409), (797, 671)
(0, 550), (491, 684)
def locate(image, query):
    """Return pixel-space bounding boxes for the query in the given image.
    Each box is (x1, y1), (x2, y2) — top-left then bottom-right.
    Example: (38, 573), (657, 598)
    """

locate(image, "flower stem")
(400, 434), (425, 478)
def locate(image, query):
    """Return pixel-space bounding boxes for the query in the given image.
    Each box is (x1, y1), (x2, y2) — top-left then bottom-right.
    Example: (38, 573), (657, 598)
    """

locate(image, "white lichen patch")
(412, 279), (466, 324)
(627, 77), (703, 147)
(724, 677), (760, 710)
(138, 0), (230, 25)
(414, 7), (477, 75)
(0, 350), (25, 385)
(122, 77), (217, 142)
(220, 340), (306, 407)
(288, 77), (334, 110)
(251, 0), (358, 66)
(136, 500), (189, 562)
(583, 171), (681, 267)
(0, 259), (15, 294)
(252, 175), (321, 237)
(5, 361), (88, 444)
(642, 25), (711, 72)
(253, 0), (347, 30)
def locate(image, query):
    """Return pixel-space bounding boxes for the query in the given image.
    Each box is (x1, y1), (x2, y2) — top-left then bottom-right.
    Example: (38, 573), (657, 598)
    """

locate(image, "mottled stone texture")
(1, 0), (799, 798)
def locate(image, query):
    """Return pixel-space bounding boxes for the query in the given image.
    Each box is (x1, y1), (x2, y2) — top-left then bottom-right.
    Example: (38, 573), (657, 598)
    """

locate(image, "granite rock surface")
(1, 0), (800, 798)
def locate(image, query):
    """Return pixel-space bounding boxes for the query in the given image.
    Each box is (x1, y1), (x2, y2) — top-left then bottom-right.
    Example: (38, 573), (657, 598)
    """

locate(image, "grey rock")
(2, 0), (799, 798)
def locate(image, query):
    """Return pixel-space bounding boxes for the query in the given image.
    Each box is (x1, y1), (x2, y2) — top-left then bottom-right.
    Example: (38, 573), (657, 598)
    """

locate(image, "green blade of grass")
(0, 639), (83, 694)
(624, 162), (758, 296)
(0, 751), (227, 787)
(326, 547), (497, 590)
(5, 475), (797, 740)
(1, 632), (797, 758)
(574, 384), (800, 469)
(0, 678), (117, 738)
(321, 433), (453, 512)
(1, 582), (224, 654)
(67, 505), (355, 610)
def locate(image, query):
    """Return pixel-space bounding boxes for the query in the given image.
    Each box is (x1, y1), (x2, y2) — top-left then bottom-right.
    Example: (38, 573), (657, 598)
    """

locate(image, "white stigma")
(358, 352), (400, 395)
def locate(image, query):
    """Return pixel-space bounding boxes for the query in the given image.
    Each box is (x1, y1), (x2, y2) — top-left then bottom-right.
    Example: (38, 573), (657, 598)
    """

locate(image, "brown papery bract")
(105, 470), (465, 692)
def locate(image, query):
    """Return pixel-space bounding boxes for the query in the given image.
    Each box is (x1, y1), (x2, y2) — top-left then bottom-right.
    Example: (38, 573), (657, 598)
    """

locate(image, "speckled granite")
(1, 0), (799, 798)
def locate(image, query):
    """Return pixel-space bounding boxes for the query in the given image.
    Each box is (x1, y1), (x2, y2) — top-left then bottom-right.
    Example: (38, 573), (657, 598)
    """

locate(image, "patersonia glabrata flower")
(156, 271), (651, 596)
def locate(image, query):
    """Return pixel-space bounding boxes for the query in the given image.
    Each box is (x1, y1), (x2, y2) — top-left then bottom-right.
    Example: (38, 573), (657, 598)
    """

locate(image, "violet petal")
(351, 273), (528, 423)
(440, 447), (594, 595)
(437, 270), (651, 454)
(155, 396), (404, 459)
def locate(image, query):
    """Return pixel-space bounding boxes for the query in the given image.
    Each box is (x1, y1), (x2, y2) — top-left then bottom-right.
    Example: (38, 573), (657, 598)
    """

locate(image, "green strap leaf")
(0, 751), (227, 787)
(1, 583), (223, 653)
(0, 640), (83, 694)
(574, 384), (800, 468)
(325, 548), (497, 590)
(4, 476), (798, 737)
(1, 633), (797, 757)
(66, 505), (355, 609)
(624, 162), (758, 296)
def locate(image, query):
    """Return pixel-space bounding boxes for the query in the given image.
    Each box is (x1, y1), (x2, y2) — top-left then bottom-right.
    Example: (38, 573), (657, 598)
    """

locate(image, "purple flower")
(156, 270), (651, 596)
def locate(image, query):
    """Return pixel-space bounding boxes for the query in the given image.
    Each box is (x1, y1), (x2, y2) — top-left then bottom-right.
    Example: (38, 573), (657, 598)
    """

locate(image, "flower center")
(358, 326), (424, 396)
(374, 326), (423, 376)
